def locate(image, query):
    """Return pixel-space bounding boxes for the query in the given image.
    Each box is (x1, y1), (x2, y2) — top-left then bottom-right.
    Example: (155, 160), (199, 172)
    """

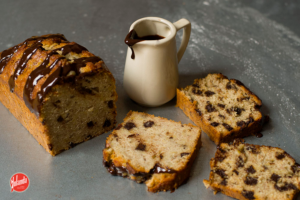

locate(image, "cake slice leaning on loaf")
(203, 139), (300, 200)
(103, 111), (202, 192)
(176, 73), (262, 145)
(0, 34), (117, 156)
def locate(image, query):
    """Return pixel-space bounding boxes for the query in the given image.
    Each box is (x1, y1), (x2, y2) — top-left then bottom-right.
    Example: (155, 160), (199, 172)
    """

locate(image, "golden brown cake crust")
(103, 111), (202, 192)
(0, 34), (117, 155)
(176, 73), (262, 145)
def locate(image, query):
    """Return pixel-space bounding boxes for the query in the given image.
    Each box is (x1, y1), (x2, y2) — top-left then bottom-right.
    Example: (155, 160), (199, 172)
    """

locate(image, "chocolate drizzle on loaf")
(1, 34), (100, 116)
(9, 42), (43, 92)
(4, 34), (102, 116)
(0, 34), (66, 75)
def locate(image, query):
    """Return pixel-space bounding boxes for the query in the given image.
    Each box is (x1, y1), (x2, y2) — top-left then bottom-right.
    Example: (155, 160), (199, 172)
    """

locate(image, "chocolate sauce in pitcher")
(124, 29), (164, 59)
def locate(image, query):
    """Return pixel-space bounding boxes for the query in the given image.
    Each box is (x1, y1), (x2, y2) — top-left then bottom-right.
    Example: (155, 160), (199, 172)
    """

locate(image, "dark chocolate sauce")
(31, 56), (101, 116)
(256, 133), (263, 138)
(124, 29), (164, 59)
(0, 34), (66, 75)
(0, 45), (20, 74)
(104, 161), (176, 182)
(23, 43), (88, 114)
(9, 42), (43, 92)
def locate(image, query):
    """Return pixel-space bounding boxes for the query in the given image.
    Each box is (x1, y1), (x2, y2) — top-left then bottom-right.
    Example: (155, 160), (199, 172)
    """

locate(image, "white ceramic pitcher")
(123, 17), (191, 107)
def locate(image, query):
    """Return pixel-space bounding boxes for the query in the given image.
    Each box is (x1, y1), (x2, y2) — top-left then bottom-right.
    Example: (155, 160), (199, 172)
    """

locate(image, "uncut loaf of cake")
(0, 34), (117, 156)
(203, 139), (300, 200)
(177, 73), (262, 145)
(103, 111), (202, 192)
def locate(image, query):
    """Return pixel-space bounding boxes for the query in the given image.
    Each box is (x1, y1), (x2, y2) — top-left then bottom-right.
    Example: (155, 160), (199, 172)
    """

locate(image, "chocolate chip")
(220, 179), (227, 186)
(169, 137), (173, 139)
(237, 121), (246, 127)
(127, 134), (136, 138)
(241, 97), (250, 101)
(217, 103), (225, 109)
(160, 154), (163, 159)
(215, 155), (227, 163)
(215, 169), (226, 178)
(219, 114), (225, 119)
(226, 82), (232, 89)
(246, 145), (259, 154)
(124, 122), (136, 130)
(226, 109), (231, 115)
(291, 163), (300, 173)
(69, 142), (76, 148)
(113, 134), (118, 138)
(57, 116), (64, 122)
(205, 90), (215, 97)
(217, 146), (226, 153)
(195, 109), (202, 116)
(192, 88), (202, 95)
(115, 124), (122, 130)
(206, 104), (216, 112)
(254, 104), (261, 110)
(234, 80), (244, 86)
(271, 173), (281, 182)
(222, 123), (233, 131)
(233, 107), (242, 115)
(87, 121), (94, 128)
(136, 143), (146, 151)
(181, 153), (190, 157)
(276, 152), (286, 160)
(242, 190), (255, 200)
(144, 120), (154, 128)
(246, 166), (256, 174)
(103, 119), (111, 128)
(108, 100), (114, 108)
(233, 170), (239, 175)
(236, 156), (244, 168)
(192, 83), (199, 88)
(275, 183), (297, 192)
(210, 122), (219, 127)
(47, 144), (53, 150)
(244, 176), (258, 185)
(248, 117), (254, 124)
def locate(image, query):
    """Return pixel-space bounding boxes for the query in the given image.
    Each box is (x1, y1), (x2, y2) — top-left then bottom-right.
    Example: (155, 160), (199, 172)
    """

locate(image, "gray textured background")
(0, 0), (299, 199)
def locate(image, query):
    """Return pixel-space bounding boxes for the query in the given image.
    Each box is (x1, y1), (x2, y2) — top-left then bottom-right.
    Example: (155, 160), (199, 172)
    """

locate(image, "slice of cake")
(103, 111), (202, 192)
(176, 73), (262, 145)
(203, 139), (300, 200)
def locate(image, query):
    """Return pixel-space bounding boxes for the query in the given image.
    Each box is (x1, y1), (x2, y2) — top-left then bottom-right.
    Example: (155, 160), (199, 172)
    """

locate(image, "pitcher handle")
(173, 18), (191, 63)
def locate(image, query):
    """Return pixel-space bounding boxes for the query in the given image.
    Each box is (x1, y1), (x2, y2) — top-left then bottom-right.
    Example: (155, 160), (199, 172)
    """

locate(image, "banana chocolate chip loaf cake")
(103, 111), (202, 192)
(176, 73), (262, 145)
(0, 34), (117, 156)
(203, 139), (300, 200)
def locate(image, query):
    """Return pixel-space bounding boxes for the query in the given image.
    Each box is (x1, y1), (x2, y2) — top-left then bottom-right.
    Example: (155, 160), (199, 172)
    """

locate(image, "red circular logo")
(10, 173), (30, 192)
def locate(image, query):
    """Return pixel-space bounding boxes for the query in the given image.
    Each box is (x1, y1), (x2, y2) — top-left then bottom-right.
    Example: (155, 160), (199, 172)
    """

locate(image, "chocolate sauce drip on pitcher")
(124, 29), (164, 59)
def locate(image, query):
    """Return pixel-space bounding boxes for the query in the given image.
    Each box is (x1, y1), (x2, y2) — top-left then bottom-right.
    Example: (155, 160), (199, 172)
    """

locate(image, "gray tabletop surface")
(0, 0), (299, 199)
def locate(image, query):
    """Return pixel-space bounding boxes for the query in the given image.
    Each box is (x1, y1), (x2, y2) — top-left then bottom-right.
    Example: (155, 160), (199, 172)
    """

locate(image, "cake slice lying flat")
(103, 111), (202, 192)
(177, 73), (262, 145)
(203, 139), (300, 200)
